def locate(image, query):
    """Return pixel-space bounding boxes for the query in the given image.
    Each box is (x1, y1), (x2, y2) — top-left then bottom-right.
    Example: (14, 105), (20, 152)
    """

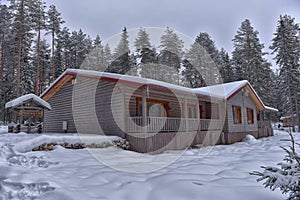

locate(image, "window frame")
(187, 104), (197, 119)
(136, 97), (169, 117)
(247, 108), (254, 124)
(232, 105), (242, 124)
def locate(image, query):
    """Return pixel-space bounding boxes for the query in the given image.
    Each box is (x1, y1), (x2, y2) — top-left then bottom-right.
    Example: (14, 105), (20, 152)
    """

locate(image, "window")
(232, 106), (242, 124)
(199, 105), (204, 119)
(257, 112), (260, 121)
(247, 108), (254, 124)
(188, 105), (197, 118)
(205, 102), (220, 119)
(136, 98), (168, 117)
(148, 103), (165, 117)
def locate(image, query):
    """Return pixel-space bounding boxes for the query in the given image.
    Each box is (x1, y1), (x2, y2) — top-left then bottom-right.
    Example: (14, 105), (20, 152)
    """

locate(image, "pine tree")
(109, 27), (131, 74)
(9, 0), (24, 97)
(38, 39), (51, 92)
(47, 4), (64, 81)
(56, 27), (71, 72)
(9, 0), (37, 96)
(232, 19), (273, 103)
(31, 0), (46, 95)
(182, 58), (203, 88)
(183, 33), (221, 87)
(270, 15), (300, 131)
(0, 3), (13, 121)
(251, 132), (300, 200)
(69, 29), (92, 69)
(218, 48), (234, 83)
(271, 71), (283, 119)
(158, 27), (183, 72)
(32, 38), (51, 93)
(134, 28), (151, 52)
(156, 27), (184, 84)
(0, 4), (11, 92)
(134, 28), (156, 77)
(82, 35), (107, 71)
(195, 32), (219, 64)
(103, 44), (112, 67)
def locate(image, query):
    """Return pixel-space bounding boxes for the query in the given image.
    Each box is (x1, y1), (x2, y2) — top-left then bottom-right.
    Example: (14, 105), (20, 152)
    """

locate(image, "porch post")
(28, 115), (32, 133)
(142, 87), (147, 133)
(196, 99), (200, 131)
(196, 99), (200, 119)
(184, 98), (188, 132)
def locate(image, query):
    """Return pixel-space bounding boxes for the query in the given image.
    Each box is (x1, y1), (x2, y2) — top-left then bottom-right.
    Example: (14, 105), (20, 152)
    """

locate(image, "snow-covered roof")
(193, 80), (278, 111)
(280, 114), (298, 120)
(41, 68), (277, 111)
(264, 106), (279, 112)
(40, 68), (224, 99)
(5, 94), (51, 110)
(193, 80), (249, 99)
(67, 69), (200, 94)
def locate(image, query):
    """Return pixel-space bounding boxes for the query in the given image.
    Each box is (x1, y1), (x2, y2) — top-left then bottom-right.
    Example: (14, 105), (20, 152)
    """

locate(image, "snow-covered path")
(0, 130), (294, 199)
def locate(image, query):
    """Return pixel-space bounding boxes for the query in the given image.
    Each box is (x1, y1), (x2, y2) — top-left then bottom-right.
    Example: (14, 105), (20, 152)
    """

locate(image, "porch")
(126, 117), (224, 133)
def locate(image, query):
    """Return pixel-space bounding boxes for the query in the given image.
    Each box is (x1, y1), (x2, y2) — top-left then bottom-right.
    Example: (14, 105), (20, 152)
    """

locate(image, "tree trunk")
(17, 0), (24, 97)
(35, 27), (41, 95)
(51, 30), (55, 82)
(287, 72), (295, 132)
(0, 40), (4, 90)
(41, 62), (45, 92)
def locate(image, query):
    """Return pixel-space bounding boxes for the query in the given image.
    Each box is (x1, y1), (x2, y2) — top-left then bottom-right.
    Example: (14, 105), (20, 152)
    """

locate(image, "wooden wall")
(44, 81), (76, 133)
(124, 85), (190, 119)
(44, 76), (125, 137)
(226, 90), (258, 133)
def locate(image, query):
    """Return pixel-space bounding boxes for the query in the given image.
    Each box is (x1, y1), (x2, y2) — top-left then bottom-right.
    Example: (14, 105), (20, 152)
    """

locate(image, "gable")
(227, 84), (264, 110)
(42, 74), (74, 101)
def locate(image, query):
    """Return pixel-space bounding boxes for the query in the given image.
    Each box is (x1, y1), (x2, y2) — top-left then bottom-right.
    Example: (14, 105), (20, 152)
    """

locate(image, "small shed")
(5, 94), (51, 133)
(280, 114), (299, 127)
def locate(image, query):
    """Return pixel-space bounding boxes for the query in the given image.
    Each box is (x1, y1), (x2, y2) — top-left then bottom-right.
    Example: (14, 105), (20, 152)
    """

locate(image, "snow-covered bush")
(251, 132), (300, 200)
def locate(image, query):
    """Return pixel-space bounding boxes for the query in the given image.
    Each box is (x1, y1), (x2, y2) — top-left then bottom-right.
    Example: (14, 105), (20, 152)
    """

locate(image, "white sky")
(3, 0), (300, 70)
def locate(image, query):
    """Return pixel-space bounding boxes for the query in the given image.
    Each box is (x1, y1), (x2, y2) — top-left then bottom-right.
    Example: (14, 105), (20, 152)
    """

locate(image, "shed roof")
(280, 114), (298, 120)
(5, 94), (51, 110)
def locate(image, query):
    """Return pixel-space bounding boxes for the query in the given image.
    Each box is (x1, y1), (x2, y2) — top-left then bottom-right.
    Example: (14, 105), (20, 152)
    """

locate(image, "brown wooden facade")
(41, 69), (277, 153)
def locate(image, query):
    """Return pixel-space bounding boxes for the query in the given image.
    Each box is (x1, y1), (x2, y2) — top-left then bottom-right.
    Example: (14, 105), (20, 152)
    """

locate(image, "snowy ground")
(0, 128), (297, 200)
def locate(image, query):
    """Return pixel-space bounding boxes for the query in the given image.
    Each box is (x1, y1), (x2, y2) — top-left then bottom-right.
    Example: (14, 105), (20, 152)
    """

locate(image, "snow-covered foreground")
(0, 129), (296, 200)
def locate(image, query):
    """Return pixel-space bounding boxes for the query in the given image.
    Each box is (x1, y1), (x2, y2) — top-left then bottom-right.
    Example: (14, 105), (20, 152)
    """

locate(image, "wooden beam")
(245, 85), (264, 110)
(43, 74), (74, 101)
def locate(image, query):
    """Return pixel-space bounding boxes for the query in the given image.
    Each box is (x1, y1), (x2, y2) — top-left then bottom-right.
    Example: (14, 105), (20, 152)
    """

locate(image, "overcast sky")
(5, 0), (300, 69)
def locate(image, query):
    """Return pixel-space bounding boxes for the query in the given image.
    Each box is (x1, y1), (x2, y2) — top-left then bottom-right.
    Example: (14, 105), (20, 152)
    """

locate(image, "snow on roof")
(280, 114), (298, 120)
(40, 68), (220, 98)
(193, 80), (248, 99)
(264, 106), (279, 112)
(5, 94), (51, 110)
(41, 68), (277, 111)
(68, 68), (198, 93)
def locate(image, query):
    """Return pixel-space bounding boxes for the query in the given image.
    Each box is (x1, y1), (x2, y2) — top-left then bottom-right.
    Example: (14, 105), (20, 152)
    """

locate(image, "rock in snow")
(243, 134), (257, 144)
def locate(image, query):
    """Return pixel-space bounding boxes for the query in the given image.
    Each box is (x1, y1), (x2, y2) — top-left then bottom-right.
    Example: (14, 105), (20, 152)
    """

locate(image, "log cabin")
(40, 69), (277, 153)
